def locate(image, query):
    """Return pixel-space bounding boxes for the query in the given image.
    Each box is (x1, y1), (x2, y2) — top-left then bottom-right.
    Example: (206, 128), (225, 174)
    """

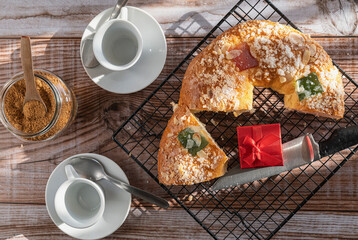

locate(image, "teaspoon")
(69, 156), (169, 209)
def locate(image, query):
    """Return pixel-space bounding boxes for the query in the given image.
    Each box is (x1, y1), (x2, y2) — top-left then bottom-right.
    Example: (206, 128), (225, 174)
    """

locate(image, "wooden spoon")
(20, 36), (47, 117)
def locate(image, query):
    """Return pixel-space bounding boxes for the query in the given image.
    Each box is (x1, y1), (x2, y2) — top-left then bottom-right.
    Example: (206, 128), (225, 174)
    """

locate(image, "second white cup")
(54, 165), (105, 229)
(93, 7), (143, 71)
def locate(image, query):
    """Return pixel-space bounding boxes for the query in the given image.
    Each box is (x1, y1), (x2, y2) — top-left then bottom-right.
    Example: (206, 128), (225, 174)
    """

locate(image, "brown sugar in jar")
(0, 70), (77, 141)
(4, 78), (56, 133)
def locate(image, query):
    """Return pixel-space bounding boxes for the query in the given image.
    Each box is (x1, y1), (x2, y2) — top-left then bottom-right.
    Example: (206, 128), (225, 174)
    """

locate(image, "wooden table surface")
(1, 0), (357, 239)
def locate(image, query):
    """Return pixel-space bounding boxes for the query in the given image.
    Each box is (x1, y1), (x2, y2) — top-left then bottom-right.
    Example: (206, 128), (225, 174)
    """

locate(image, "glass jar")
(0, 69), (77, 141)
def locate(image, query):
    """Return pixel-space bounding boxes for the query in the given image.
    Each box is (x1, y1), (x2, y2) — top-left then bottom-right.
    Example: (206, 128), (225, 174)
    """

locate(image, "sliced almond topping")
(302, 49), (310, 65)
(279, 76), (287, 83)
(226, 51), (234, 60)
(210, 118), (218, 126)
(289, 32), (305, 46)
(171, 102), (178, 111)
(255, 69), (263, 78)
(309, 44), (316, 56)
(173, 117), (178, 125)
(249, 46), (257, 59)
(226, 49), (242, 60)
(192, 133), (201, 146)
(214, 45), (222, 55)
(197, 150), (208, 158)
(285, 72), (294, 82)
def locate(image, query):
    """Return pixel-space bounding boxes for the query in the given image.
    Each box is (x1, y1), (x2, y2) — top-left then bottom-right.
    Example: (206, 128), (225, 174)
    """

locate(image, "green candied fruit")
(177, 127), (209, 156)
(295, 72), (324, 101)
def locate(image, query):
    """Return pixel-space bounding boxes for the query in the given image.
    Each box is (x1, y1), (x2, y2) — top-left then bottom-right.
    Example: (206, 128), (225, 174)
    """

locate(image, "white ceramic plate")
(80, 7), (167, 94)
(45, 153), (131, 240)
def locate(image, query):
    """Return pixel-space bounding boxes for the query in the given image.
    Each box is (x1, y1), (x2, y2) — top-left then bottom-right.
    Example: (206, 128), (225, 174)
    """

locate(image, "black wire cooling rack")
(113, 0), (358, 239)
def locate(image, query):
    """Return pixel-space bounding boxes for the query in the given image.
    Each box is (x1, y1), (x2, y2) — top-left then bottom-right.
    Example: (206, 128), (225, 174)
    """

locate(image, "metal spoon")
(69, 156), (169, 209)
(82, 0), (129, 68)
(21, 36), (47, 113)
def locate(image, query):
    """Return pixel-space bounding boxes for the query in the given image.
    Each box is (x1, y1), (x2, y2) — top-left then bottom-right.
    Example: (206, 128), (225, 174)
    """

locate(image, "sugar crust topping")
(185, 20), (343, 116)
(164, 20), (345, 185)
(160, 107), (225, 184)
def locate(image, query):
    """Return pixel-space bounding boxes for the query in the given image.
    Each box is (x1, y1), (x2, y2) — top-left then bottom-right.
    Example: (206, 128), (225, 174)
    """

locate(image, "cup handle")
(65, 165), (80, 180)
(119, 7), (128, 20)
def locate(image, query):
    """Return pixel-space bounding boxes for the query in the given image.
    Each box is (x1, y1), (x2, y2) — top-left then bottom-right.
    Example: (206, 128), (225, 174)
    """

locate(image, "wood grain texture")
(0, 36), (357, 239)
(0, 37), (356, 203)
(0, 0), (358, 37)
(1, 0), (358, 238)
(1, 204), (358, 239)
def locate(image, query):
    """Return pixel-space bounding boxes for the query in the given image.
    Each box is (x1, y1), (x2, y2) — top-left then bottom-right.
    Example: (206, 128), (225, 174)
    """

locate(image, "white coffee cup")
(93, 7), (143, 71)
(54, 165), (105, 229)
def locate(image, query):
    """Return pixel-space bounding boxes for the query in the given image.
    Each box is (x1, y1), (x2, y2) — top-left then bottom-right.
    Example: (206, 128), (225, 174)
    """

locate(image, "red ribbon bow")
(239, 126), (282, 168)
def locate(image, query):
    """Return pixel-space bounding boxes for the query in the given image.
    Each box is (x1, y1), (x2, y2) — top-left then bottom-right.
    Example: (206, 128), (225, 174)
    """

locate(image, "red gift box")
(237, 123), (283, 169)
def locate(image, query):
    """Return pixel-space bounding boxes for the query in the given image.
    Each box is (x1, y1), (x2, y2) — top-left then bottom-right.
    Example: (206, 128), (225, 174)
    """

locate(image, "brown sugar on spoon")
(23, 100), (46, 119)
(13, 35), (51, 133)
(4, 77), (55, 134)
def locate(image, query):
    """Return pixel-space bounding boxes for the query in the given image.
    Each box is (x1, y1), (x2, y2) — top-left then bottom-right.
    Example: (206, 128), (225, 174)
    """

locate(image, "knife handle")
(319, 125), (358, 158)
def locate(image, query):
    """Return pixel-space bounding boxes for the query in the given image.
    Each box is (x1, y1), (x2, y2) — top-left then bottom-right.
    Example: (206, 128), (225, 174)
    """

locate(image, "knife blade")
(211, 125), (358, 191)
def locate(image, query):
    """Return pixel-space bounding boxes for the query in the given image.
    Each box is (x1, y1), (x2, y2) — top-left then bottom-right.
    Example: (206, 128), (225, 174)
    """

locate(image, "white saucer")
(45, 153), (131, 240)
(80, 7), (167, 94)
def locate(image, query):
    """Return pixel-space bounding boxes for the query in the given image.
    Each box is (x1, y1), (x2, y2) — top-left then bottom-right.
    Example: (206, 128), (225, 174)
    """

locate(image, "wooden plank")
(0, 0), (357, 37)
(1, 1), (357, 239)
(0, 204), (209, 240)
(274, 211), (358, 239)
(1, 203), (358, 239)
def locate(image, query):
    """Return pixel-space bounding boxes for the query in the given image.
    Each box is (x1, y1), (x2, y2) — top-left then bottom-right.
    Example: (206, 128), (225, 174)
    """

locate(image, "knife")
(211, 125), (358, 191)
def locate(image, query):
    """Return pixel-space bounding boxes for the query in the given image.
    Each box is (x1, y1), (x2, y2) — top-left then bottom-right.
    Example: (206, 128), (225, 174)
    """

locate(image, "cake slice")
(158, 104), (228, 185)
